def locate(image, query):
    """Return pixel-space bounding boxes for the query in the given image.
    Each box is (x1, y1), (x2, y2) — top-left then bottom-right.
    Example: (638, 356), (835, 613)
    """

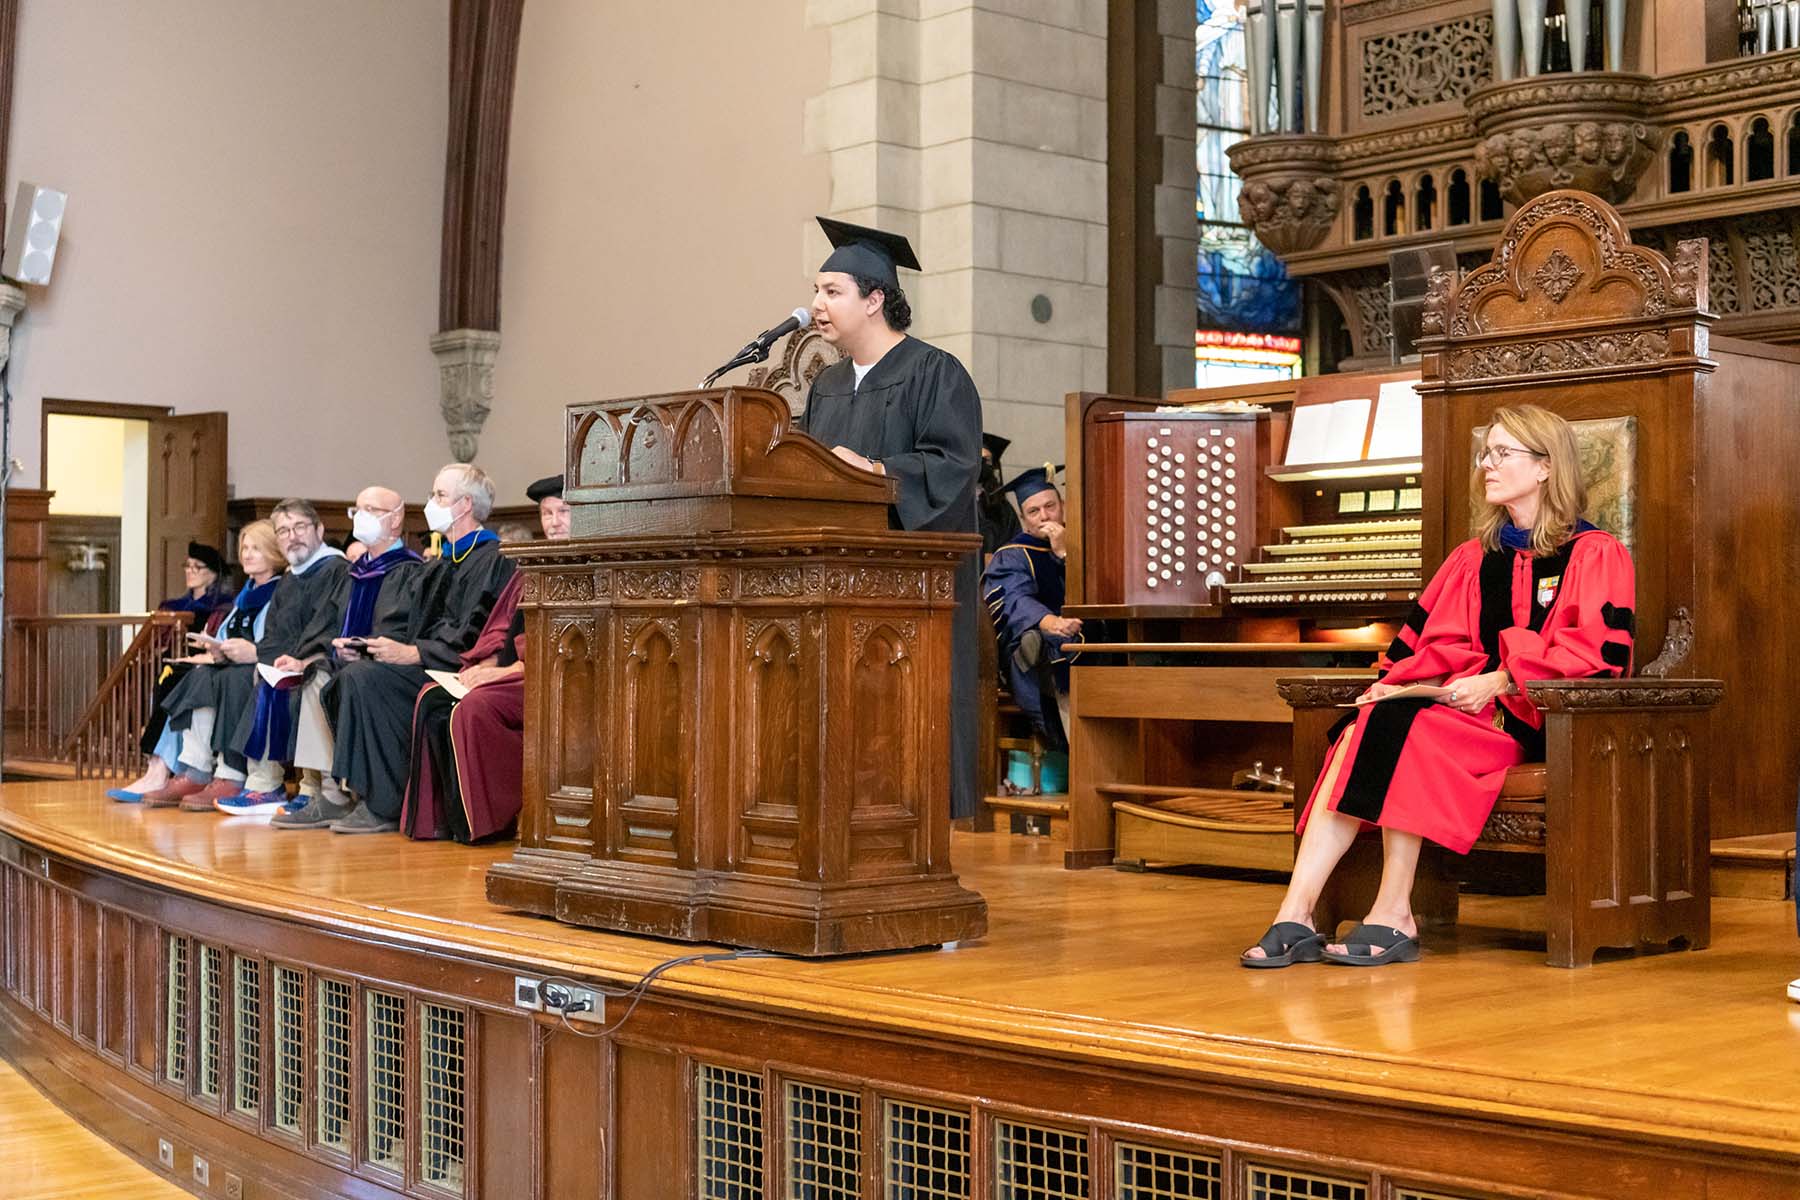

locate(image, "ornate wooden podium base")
(485, 388), (986, 956)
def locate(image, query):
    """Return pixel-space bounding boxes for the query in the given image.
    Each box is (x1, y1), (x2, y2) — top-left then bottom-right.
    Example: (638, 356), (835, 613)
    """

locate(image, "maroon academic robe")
(399, 572), (526, 843)
(1297, 528), (1636, 854)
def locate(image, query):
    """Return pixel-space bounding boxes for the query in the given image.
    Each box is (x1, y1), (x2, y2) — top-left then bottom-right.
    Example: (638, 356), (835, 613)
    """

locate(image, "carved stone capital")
(1468, 74), (1659, 206)
(1228, 136), (1339, 256)
(429, 327), (502, 462)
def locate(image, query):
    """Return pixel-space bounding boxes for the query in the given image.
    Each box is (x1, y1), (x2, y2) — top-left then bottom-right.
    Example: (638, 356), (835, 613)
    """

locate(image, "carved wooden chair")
(1279, 617), (1721, 967)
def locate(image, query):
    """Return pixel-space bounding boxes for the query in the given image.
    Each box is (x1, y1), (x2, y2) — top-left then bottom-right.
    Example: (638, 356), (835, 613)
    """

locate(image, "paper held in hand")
(426, 669), (471, 701)
(1340, 683), (1453, 707)
(255, 662), (305, 690)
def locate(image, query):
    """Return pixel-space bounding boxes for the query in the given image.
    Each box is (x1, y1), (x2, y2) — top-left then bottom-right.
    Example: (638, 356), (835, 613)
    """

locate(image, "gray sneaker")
(269, 791), (352, 830)
(330, 801), (399, 835)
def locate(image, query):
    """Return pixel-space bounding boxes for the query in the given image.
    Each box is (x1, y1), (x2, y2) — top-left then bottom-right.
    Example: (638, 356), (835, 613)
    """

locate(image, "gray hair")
(270, 498), (322, 527)
(438, 463), (496, 523)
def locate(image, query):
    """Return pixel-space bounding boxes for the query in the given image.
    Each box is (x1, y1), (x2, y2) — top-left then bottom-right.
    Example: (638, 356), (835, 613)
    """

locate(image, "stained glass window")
(1196, 0), (1301, 387)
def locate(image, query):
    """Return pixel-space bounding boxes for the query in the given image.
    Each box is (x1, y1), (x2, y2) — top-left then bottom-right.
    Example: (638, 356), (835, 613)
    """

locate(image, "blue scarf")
(445, 528), (499, 563)
(1499, 518), (1597, 553)
(220, 575), (281, 640)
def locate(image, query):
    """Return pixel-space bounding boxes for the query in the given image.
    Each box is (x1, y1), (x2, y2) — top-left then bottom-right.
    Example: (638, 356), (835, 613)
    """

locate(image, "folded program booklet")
(1340, 683), (1453, 707)
(425, 669), (471, 701)
(254, 662), (305, 690)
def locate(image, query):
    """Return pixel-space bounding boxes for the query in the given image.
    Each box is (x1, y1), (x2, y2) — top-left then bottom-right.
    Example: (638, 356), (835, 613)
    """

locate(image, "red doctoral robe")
(1298, 527), (1636, 853)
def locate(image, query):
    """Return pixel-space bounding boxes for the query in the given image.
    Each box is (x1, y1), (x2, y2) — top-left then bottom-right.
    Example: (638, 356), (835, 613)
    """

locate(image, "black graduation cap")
(186, 541), (225, 575)
(817, 217), (920, 290)
(1003, 464), (1064, 505)
(526, 474), (564, 502)
(982, 433), (1011, 461)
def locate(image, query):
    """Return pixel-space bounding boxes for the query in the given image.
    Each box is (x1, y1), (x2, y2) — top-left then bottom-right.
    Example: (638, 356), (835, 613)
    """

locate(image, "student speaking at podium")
(797, 217), (984, 820)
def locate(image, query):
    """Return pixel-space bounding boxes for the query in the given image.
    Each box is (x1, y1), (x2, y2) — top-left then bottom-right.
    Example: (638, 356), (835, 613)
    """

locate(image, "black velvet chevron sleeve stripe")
(1601, 602), (1636, 634)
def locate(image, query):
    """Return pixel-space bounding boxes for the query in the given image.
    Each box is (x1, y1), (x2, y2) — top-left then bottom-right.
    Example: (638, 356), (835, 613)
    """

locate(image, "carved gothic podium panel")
(485, 387), (987, 956)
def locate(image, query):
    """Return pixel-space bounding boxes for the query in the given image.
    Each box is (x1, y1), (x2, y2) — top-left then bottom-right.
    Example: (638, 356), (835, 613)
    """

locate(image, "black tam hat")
(187, 541), (225, 576)
(816, 217), (920, 291)
(525, 474), (564, 503)
(1003, 465), (1064, 505)
(982, 433), (1011, 461)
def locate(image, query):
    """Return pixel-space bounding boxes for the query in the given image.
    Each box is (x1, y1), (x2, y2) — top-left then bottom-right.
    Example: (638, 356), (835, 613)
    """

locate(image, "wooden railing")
(6, 612), (189, 777)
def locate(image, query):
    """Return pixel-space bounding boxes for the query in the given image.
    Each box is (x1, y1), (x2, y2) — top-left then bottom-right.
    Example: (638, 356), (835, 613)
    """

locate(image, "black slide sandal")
(1321, 923), (1420, 966)
(1240, 921), (1325, 969)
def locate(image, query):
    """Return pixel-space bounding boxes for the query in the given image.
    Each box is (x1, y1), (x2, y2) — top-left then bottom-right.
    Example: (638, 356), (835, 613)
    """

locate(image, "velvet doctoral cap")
(1003, 465), (1064, 505)
(816, 217), (920, 291)
(525, 474), (564, 502)
(187, 541), (225, 575)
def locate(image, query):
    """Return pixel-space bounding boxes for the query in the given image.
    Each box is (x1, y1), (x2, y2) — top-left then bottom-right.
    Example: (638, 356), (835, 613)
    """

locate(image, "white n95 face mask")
(423, 498), (455, 534)
(351, 509), (386, 546)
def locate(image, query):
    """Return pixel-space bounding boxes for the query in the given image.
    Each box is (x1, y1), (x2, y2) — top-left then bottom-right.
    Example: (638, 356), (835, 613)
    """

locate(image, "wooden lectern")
(485, 386), (987, 956)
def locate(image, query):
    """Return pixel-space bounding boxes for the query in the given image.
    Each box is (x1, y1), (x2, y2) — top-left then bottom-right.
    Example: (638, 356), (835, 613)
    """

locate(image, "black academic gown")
(229, 552), (353, 760)
(981, 533), (1079, 750)
(167, 557), (351, 767)
(326, 537), (515, 819)
(799, 335), (984, 819)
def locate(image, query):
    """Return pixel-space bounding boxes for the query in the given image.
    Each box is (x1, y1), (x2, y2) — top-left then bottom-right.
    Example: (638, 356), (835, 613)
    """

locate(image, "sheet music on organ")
(1284, 397), (1372, 465)
(1367, 380), (1424, 459)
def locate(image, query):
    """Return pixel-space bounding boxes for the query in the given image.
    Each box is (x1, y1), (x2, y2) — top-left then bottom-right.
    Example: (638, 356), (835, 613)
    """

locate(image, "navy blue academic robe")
(981, 532), (1080, 750)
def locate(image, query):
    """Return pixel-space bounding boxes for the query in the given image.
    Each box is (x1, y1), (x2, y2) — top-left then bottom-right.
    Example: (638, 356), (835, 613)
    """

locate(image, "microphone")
(753, 307), (813, 350)
(702, 307), (815, 387)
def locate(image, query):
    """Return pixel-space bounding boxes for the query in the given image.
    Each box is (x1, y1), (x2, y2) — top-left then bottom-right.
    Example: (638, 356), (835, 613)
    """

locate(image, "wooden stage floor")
(3, 780), (1799, 1161)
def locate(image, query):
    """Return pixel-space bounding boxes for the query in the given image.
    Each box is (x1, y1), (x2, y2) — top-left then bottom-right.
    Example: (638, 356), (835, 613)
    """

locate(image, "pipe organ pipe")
(1518, 0), (1548, 75)
(1492, 0), (1520, 81)
(1304, 0), (1325, 133)
(1275, 0), (1299, 133)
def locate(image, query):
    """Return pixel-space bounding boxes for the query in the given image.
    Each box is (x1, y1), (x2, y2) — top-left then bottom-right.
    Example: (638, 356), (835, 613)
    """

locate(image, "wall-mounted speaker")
(2, 182), (67, 286)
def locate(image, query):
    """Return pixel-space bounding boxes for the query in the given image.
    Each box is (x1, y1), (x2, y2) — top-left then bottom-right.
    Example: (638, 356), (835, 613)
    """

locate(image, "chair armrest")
(1276, 674), (1376, 711)
(1525, 678), (1724, 713)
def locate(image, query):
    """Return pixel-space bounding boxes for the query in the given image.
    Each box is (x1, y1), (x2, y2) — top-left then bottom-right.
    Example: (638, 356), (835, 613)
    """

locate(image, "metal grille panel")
(786, 1081), (860, 1198)
(1393, 1191), (1481, 1200)
(197, 944), (223, 1100)
(1116, 1142), (1221, 1199)
(233, 957), (261, 1116)
(420, 1002), (467, 1191)
(315, 977), (353, 1152)
(994, 1120), (1090, 1199)
(163, 935), (189, 1085)
(366, 990), (408, 1172)
(885, 1100), (971, 1199)
(1246, 1166), (1367, 1200)
(273, 965), (305, 1135)
(698, 1063), (765, 1200)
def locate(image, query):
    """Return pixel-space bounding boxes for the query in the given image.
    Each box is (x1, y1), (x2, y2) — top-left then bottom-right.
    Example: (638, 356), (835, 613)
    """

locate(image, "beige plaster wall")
(5, 0), (449, 502)
(485, 0), (831, 497)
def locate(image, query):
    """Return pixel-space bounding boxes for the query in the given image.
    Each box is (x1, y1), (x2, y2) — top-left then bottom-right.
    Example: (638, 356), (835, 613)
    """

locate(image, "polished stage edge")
(2, 780), (1798, 1159)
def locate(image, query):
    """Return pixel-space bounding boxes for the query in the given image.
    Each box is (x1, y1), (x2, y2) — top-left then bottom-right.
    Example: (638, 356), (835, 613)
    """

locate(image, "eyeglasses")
(272, 523), (315, 539)
(1475, 445), (1547, 469)
(346, 505), (399, 520)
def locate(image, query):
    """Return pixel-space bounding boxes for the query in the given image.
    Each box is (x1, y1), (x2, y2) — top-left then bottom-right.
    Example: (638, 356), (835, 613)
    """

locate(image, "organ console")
(1061, 368), (1423, 871)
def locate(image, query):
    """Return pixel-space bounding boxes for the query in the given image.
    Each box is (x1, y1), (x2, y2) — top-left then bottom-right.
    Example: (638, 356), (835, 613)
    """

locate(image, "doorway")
(40, 399), (230, 612)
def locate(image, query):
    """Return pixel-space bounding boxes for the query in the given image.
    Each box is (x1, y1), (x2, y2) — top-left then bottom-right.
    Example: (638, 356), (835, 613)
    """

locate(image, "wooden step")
(1711, 833), (1795, 900)
(2, 758), (81, 782)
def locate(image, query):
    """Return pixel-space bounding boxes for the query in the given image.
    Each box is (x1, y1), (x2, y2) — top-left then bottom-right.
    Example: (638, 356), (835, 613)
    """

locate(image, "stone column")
(429, 328), (501, 463)
(805, 0), (1111, 471)
(1152, 0), (1199, 394)
(0, 283), (25, 373)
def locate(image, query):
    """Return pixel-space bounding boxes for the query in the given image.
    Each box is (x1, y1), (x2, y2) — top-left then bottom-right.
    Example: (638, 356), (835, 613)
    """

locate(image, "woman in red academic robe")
(1243, 404), (1636, 967)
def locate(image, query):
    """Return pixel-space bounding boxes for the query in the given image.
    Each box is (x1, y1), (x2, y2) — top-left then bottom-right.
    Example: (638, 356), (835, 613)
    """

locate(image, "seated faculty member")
(266, 486), (424, 829)
(982, 466), (1082, 751)
(139, 521), (292, 808)
(798, 216), (984, 820)
(1243, 406), (1635, 968)
(398, 473), (570, 842)
(323, 463), (515, 834)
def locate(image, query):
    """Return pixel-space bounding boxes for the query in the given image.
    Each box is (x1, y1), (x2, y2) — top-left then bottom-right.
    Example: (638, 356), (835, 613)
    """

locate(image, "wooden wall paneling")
(538, 1022), (608, 1200)
(475, 1010), (535, 1199)
(1106, 0), (1163, 397)
(128, 915), (157, 1079)
(100, 902), (128, 1063)
(612, 1040), (687, 1200)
